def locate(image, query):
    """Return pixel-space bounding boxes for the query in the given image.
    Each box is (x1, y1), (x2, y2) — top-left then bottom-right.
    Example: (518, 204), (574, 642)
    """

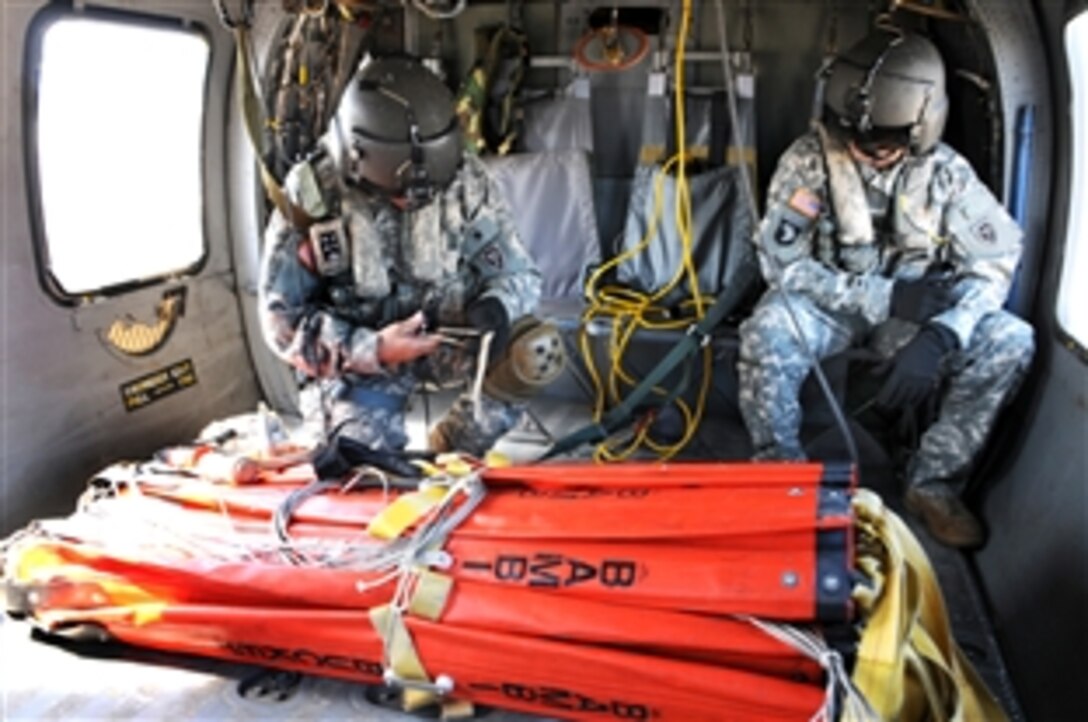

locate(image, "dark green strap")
(541, 287), (740, 460)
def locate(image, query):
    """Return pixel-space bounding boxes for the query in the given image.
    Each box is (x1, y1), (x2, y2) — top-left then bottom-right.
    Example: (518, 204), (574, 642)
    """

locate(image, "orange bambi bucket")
(5, 460), (855, 721)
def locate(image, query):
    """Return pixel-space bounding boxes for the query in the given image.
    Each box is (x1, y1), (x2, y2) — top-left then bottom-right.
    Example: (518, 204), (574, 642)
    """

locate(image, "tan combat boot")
(904, 483), (986, 549)
(428, 424), (454, 454)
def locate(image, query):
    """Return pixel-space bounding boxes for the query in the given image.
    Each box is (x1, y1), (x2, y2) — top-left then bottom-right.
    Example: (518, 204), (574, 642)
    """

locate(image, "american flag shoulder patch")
(787, 187), (822, 220)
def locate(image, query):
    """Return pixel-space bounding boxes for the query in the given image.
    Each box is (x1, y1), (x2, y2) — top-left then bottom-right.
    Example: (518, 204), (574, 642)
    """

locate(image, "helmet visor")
(335, 116), (461, 203)
(851, 124), (912, 157)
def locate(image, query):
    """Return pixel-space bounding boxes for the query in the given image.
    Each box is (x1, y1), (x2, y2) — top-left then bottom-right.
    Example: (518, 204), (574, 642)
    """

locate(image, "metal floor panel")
(0, 618), (548, 722)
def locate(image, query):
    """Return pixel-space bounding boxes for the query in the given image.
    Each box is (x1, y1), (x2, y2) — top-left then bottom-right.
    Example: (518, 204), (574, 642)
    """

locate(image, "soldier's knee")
(987, 313), (1036, 367)
(1007, 316), (1035, 363)
(740, 304), (776, 352)
(740, 301), (799, 360)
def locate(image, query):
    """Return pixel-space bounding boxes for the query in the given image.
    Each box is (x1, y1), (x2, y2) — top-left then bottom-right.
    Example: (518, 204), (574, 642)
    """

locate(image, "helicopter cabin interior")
(1, 1), (1086, 720)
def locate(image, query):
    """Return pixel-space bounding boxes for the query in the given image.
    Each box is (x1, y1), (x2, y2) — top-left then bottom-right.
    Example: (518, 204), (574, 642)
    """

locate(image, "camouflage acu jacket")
(258, 144), (541, 379)
(755, 127), (1023, 348)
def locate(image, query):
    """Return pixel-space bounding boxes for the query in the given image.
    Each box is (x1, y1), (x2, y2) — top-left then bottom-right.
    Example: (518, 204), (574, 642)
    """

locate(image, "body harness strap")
(218, 0), (313, 230)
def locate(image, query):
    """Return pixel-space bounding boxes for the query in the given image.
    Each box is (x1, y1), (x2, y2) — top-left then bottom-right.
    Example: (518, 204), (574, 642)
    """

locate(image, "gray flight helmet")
(823, 30), (948, 154)
(331, 56), (462, 203)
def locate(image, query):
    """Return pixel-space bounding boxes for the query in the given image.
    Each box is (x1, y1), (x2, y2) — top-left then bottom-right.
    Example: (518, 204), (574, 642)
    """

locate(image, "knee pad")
(482, 316), (566, 402)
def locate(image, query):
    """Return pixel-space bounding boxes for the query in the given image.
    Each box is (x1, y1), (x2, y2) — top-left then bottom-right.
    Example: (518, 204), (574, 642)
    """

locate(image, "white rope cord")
(69, 467), (250, 562)
(106, 464), (256, 560)
(341, 466), (391, 499)
(11, 459), (487, 684)
(415, 474), (487, 551)
(409, 0), (466, 21)
(471, 331), (495, 425)
(741, 616), (878, 722)
(37, 463), (390, 569)
(85, 492), (274, 563)
(352, 471), (486, 597)
(59, 486), (414, 571)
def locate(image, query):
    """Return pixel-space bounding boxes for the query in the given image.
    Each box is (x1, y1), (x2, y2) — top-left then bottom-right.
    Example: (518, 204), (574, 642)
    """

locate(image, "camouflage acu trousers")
(300, 341), (524, 457)
(737, 291), (1034, 486)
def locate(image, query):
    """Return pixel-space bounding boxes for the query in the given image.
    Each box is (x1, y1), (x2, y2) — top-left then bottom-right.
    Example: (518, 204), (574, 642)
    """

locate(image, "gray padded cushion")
(521, 91), (594, 153)
(614, 163), (757, 312)
(483, 150), (600, 304)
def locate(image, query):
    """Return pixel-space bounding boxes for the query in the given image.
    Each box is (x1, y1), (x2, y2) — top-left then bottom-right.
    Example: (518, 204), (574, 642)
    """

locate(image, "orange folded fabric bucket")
(3, 458), (859, 721)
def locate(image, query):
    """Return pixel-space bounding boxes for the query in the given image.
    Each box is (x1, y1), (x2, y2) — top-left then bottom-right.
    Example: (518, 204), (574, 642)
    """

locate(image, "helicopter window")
(1059, 10), (1088, 351)
(28, 13), (208, 298)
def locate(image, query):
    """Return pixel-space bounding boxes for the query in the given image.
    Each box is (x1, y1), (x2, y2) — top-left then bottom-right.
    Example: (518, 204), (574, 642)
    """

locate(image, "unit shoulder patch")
(945, 184), (1023, 262)
(970, 220), (998, 246)
(481, 243), (505, 270)
(774, 219), (802, 246)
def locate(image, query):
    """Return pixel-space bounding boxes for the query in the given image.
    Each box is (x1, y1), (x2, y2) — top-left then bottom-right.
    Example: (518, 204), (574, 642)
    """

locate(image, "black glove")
(876, 323), (959, 412)
(889, 267), (958, 323)
(466, 296), (511, 359)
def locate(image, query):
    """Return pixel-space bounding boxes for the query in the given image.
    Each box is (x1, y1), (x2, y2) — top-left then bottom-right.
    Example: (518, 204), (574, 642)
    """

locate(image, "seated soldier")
(737, 30), (1035, 548)
(258, 57), (562, 458)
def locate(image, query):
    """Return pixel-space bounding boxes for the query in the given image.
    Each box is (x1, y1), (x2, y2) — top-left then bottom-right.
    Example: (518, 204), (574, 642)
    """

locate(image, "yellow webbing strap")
(440, 699), (476, 719)
(370, 604), (438, 711)
(367, 485), (449, 541)
(413, 455), (480, 478)
(370, 592), (471, 717)
(408, 569), (455, 621)
(232, 26), (312, 230)
(851, 490), (1007, 722)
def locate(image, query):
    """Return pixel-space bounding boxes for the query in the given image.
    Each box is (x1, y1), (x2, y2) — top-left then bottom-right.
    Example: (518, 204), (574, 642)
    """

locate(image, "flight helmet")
(331, 56), (461, 205)
(823, 30), (948, 155)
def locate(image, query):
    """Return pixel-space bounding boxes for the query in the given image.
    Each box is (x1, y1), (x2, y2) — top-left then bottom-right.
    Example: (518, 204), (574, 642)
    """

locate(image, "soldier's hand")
(889, 266), (958, 323)
(376, 312), (441, 367)
(876, 323), (959, 411)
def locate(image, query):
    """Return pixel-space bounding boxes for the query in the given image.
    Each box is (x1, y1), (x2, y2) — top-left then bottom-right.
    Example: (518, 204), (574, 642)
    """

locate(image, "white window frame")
(1059, 11), (1088, 351)
(27, 8), (210, 301)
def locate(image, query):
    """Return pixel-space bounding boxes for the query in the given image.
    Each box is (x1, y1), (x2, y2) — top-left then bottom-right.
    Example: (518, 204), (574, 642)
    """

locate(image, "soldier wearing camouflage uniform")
(737, 31), (1035, 548)
(259, 57), (544, 457)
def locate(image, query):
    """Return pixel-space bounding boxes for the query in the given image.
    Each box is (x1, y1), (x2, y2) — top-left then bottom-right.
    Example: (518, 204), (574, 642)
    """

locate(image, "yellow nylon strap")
(407, 571), (472, 718)
(12, 545), (68, 582)
(412, 460), (443, 477)
(232, 27), (311, 230)
(10, 545), (152, 606)
(129, 602), (168, 626)
(407, 569), (454, 621)
(369, 604), (438, 711)
(367, 485), (449, 541)
(851, 490), (1007, 722)
(440, 699), (476, 719)
(482, 450), (512, 468)
(433, 454), (475, 477)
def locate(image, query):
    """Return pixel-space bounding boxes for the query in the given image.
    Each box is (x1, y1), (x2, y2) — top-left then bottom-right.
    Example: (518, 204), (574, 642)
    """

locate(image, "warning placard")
(120, 359), (197, 412)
